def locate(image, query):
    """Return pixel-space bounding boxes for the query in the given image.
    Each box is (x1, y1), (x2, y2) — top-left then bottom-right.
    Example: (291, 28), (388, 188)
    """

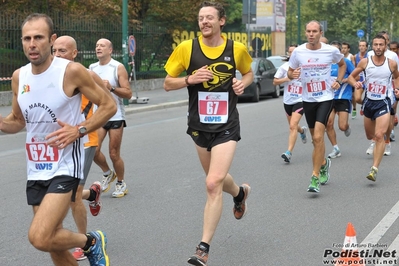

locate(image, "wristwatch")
(336, 80), (343, 85)
(78, 126), (87, 138)
(110, 86), (116, 92)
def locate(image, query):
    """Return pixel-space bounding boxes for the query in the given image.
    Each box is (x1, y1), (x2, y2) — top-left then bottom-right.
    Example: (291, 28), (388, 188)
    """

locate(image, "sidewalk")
(0, 87), (189, 115)
(126, 87), (188, 114)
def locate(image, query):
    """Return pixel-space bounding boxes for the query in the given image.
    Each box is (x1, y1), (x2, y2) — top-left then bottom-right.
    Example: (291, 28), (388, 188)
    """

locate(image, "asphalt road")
(1, 96), (399, 266)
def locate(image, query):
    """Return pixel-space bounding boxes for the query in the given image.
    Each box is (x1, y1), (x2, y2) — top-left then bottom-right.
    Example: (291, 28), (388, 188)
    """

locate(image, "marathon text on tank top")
(186, 38), (238, 132)
(18, 57), (85, 181)
(364, 56), (392, 100)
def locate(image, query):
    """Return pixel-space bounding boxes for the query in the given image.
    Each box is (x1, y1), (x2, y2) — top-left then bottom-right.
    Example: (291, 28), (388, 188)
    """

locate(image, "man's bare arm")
(46, 62), (116, 148)
(0, 69), (26, 134)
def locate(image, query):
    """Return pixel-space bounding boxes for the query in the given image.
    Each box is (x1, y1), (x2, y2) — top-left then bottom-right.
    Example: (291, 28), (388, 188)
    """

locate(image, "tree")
(285, 0), (399, 50)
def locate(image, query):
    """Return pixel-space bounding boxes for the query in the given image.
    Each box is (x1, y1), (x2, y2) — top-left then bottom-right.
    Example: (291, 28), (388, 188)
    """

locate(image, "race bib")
(26, 133), (61, 172)
(287, 82), (303, 94)
(26, 143), (58, 162)
(306, 81), (327, 93)
(367, 83), (387, 95)
(198, 91), (228, 124)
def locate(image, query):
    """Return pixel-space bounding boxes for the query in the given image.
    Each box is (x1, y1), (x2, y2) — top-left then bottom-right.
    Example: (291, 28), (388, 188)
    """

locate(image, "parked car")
(236, 57), (280, 102)
(267, 55), (289, 93)
(266, 55), (287, 69)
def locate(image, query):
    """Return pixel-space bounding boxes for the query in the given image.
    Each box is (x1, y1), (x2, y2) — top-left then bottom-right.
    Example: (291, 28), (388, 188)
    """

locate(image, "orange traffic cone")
(335, 223), (365, 266)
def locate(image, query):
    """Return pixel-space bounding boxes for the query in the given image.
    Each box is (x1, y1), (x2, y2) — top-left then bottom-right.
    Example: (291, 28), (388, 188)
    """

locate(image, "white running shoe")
(384, 143), (391, 156)
(300, 126), (308, 144)
(101, 170), (117, 192)
(112, 181), (128, 198)
(344, 126), (351, 137)
(281, 151), (292, 163)
(328, 147), (341, 158)
(366, 141), (375, 155)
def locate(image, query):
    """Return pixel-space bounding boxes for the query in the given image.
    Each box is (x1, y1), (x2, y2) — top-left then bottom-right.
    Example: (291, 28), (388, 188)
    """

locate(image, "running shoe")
(89, 181), (102, 216)
(344, 126), (351, 137)
(384, 143), (391, 156)
(366, 141), (375, 155)
(281, 150), (292, 163)
(395, 114), (398, 126)
(72, 247), (87, 261)
(390, 130), (395, 142)
(366, 166), (378, 182)
(328, 147), (341, 159)
(84, 231), (109, 266)
(319, 158), (331, 185)
(101, 170), (117, 192)
(307, 175), (320, 193)
(352, 110), (357, 119)
(233, 183), (251, 220)
(112, 181), (128, 198)
(187, 245), (208, 266)
(300, 126), (308, 144)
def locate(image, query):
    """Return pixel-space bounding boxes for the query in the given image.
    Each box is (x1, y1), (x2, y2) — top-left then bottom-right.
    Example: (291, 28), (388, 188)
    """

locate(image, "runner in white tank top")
(348, 34), (399, 183)
(89, 38), (132, 198)
(0, 14), (116, 266)
(363, 31), (399, 156)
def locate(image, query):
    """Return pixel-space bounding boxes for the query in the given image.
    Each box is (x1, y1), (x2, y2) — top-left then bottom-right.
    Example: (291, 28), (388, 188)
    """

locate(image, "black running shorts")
(284, 102), (304, 116)
(26, 175), (80, 206)
(186, 124), (241, 151)
(303, 100), (333, 128)
(332, 99), (351, 113)
(103, 120), (126, 131)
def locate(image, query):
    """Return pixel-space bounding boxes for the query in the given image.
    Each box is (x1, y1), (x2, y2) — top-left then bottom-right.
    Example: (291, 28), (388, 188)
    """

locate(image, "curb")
(125, 100), (188, 115)
(0, 100), (189, 136)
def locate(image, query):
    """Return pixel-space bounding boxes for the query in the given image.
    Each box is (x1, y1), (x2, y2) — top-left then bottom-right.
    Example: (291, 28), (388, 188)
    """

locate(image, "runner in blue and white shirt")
(325, 41), (356, 159)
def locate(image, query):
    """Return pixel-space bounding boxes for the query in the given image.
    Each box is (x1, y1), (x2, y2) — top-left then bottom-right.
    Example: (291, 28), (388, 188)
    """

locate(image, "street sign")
(320, 20), (327, 32)
(357, 29), (365, 38)
(128, 35), (136, 56)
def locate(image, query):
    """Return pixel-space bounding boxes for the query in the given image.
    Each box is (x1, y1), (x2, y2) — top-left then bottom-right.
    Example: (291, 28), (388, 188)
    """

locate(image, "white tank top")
(90, 58), (125, 121)
(18, 57), (85, 181)
(364, 56), (392, 101)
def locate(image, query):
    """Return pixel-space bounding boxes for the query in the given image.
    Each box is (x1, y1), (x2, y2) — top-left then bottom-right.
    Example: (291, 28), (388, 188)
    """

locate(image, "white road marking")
(360, 201), (399, 265)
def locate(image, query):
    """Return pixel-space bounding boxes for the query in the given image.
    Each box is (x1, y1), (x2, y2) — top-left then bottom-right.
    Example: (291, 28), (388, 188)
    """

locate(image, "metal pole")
(247, 0), (251, 54)
(122, 0), (129, 106)
(297, 0), (301, 45)
(367, 0), (371, 44)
